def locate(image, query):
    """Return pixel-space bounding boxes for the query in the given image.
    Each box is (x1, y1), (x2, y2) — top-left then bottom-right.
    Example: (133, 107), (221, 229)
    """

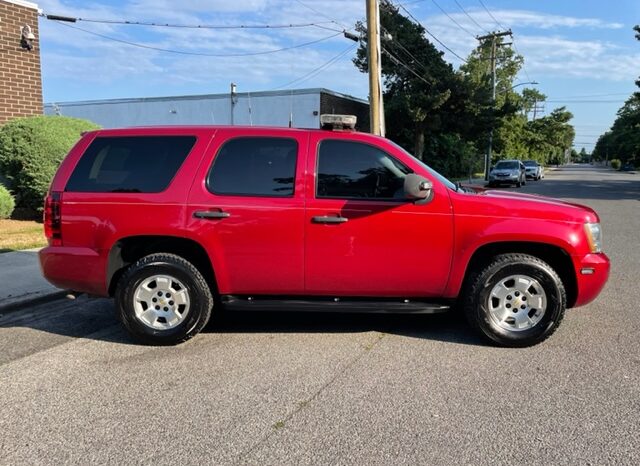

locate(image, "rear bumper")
(39, 246), (109, 296)
(572, 253), (610, 308)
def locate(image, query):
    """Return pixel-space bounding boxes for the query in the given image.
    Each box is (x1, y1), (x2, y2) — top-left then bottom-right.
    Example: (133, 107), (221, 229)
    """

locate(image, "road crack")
(235, 331), (387, 463)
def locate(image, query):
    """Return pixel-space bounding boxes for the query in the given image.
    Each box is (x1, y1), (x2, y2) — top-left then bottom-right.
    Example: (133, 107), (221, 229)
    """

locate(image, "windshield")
(495, 161), (519, 170)
(388, 140), (458, 191)
(523, 161), (538, 167)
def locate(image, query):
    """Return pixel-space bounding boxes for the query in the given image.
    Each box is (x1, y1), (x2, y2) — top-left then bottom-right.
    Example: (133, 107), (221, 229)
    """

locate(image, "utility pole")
(366, 0), (384, 136)
(477, 30), (512, 180)
(230, 82), (237, 125)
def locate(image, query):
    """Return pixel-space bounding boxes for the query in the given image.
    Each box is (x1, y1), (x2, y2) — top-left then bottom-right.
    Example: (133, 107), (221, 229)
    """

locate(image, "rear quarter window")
(65, 135), (196, 193)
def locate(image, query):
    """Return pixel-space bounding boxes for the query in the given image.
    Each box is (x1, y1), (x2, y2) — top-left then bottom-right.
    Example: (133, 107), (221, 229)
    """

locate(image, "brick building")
(0, 0), (42, 125)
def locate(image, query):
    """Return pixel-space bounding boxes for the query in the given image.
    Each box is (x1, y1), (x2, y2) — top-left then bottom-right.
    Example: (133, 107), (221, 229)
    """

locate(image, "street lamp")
(498, 81), (539, 94)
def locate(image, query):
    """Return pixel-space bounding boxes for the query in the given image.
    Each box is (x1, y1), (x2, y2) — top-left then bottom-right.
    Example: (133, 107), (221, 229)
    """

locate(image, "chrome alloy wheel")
(487, 274), (547, 331)
(133, 275), (191, 330)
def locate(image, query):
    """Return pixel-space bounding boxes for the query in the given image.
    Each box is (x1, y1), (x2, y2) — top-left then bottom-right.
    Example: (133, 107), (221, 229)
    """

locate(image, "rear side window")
(207, 137), (297, 197)
(66, 136), (196, 193)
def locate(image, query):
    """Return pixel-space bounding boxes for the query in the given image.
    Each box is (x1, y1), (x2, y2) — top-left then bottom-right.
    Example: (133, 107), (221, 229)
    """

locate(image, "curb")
(0, 290), (72, 316)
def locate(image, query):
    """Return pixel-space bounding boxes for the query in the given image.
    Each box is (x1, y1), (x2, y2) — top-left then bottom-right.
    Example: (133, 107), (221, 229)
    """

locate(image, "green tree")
(579, 147), (588, 163)
(0, 116), (99, 212)
(353, 0), (478, 176)
(592, 26), (640, 167)
(520, 88), (546, 120)
(593, 94), (640, 166)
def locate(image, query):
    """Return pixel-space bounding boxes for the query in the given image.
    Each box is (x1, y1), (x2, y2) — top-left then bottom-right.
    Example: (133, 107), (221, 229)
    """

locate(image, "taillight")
(44, 191), (62, 246)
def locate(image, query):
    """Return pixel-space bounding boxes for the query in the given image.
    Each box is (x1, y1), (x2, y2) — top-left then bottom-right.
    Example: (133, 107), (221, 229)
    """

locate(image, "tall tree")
(593, 25), (640, 166)
(520, 88), (546, 120)
(353, 0), (471, 169)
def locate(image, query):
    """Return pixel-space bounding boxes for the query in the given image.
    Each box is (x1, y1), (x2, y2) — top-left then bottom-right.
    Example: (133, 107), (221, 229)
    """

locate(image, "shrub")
(610, 159), (621, 170)
(0, 185), (15, 219)
(0, 116), (99, 212)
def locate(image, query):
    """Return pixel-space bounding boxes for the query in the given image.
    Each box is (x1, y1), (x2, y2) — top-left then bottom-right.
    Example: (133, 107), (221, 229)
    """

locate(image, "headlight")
(584, 223), (603, 253)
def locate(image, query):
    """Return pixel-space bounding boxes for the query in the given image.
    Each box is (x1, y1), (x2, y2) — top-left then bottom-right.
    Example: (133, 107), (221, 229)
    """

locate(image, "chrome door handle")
(312, 215), (348, 224)
(194, 210), (231, 219)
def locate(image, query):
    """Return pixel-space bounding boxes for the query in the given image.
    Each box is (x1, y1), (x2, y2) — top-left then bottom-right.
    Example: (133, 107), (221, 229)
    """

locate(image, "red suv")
(40, 116), (610, 347)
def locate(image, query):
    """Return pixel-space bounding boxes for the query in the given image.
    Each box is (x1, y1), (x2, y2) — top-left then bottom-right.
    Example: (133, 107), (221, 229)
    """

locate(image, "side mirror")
(404, 173), (433, 203)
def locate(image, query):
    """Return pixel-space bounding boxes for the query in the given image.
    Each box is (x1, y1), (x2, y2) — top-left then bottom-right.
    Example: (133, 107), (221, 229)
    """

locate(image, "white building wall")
(44, 91), (323, 129)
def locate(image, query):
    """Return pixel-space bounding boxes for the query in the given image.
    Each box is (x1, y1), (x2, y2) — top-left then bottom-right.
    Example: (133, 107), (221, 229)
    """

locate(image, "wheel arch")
(459, 241), (578, 308)
(107, 235), (217, 297)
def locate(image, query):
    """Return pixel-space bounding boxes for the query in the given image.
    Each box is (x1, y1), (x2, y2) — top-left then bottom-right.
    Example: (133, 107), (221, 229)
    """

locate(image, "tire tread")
(463, 253), (566, 347)
(116, 253), (213, 345)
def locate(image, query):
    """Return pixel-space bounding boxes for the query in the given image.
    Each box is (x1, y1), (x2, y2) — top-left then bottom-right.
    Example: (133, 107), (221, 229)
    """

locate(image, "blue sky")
(36, 0), (640, 151)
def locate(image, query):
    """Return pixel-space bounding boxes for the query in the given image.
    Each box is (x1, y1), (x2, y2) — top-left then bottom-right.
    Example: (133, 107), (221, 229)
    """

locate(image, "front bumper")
(571, 253), (610, 308)
(489, 175), (519, 183)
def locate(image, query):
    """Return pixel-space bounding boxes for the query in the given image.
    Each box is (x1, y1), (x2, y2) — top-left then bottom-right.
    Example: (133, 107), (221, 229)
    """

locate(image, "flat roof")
(2, 0), (39, 10)
(45, 88), (369, 107)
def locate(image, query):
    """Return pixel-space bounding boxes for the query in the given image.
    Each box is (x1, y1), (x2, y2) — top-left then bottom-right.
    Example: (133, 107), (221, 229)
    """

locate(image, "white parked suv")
(523, 160), (544, 180)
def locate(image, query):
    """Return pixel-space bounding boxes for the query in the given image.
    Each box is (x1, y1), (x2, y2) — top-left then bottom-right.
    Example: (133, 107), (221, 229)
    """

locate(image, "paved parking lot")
(1, 165), (638, 465)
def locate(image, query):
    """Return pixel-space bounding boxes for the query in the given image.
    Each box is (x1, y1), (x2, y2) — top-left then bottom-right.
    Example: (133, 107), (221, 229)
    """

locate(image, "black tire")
(115, 253), (213, 345)
(463, 254), (566, 347)
(515, 180), (522, 188)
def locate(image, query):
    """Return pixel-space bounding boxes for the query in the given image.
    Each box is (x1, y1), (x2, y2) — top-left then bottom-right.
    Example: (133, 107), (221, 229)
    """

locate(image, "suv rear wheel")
(463, 254), (566, 347)
(115, 253), (213, 345)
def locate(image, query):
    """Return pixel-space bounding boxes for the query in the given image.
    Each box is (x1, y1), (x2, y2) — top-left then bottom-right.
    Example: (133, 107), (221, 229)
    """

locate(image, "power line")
(548, 92), (632, 99)
(380, 26), (431, 76)
(429, 0), (476, 38)
(474, 1), (533, 83)
(546, 100), (625, 103)
(42, 13), (342, 31)
(382, 46), (433, 84)
(293, 0), (349, 30)
(453, 0), (489, 33)
(392, 2), (468, 63)
(477, 0), (505, 29)
(52, 20), (343, 58)
(511, 42), (532, 82)
(271, 43), (357, 90)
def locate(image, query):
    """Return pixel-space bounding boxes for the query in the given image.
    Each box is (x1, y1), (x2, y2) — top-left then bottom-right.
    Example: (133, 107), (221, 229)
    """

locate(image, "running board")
(220, 295), (451, 314)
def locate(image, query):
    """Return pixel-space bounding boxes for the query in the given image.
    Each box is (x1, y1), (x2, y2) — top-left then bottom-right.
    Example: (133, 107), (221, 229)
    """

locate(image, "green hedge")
(0, 116), (99, 212)
(0, 184), (15, 219)
(610, 159), (621, 170)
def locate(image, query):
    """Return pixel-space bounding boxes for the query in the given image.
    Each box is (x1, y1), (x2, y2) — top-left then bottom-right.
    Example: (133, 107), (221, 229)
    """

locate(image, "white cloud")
(414, 7), (635, 82)
(37, 1), (635, 103)
(481, 9), (624, 30)
(517, 35), (639, 81)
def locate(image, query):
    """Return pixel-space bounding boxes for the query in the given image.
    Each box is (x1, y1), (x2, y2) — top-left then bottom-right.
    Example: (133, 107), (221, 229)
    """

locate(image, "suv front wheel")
(463, 254), (566, 347)
(115, 253), (213, 345)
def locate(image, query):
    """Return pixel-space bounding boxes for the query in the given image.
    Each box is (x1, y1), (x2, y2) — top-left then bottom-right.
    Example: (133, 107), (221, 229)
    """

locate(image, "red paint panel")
(303, 131), (455, 297)
(186, 128), (309, 295)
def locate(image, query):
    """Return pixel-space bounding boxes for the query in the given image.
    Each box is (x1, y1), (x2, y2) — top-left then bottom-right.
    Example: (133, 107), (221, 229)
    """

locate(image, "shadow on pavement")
(208, 308), (487, 346)
(0, 296), (488, 348)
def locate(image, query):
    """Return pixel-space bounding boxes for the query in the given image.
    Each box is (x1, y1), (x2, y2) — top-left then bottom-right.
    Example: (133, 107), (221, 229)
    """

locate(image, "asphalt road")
(1, 165), (638, 465)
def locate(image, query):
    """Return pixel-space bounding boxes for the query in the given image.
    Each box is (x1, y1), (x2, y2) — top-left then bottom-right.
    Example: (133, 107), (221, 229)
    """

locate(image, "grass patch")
(0, 219), (46, 253)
